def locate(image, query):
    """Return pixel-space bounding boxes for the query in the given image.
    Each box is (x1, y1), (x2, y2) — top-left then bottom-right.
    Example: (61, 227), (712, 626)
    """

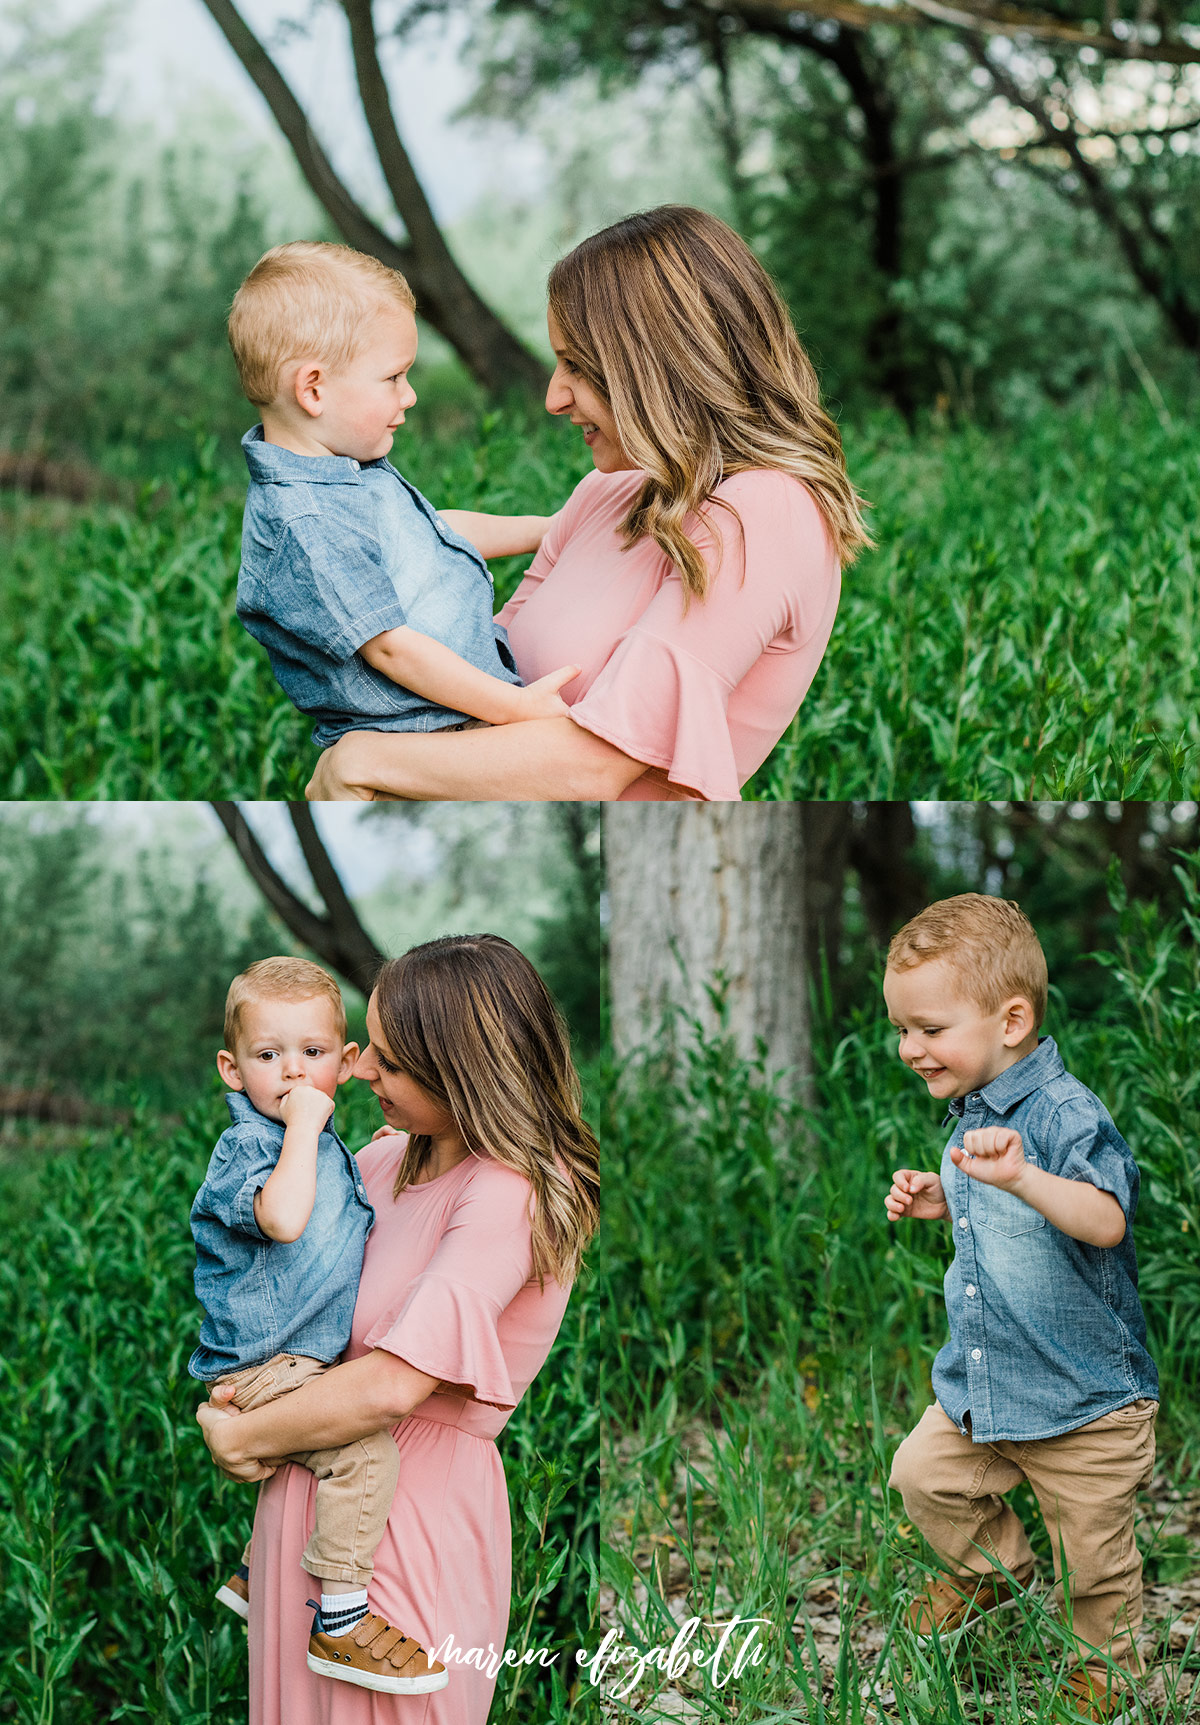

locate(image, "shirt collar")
(241, 423), (369, 486)
(945, 1035), (1063, 1121)
(225, 1090), (283, 1133)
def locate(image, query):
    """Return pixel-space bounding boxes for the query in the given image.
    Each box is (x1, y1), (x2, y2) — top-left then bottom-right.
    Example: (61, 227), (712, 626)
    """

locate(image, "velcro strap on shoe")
(364, 1622), (409, 1663)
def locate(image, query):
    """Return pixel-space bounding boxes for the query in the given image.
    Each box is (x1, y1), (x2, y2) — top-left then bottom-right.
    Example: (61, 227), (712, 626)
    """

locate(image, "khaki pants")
(889, 1400), (1157, 1676)
(215, 1353), (399, 1587)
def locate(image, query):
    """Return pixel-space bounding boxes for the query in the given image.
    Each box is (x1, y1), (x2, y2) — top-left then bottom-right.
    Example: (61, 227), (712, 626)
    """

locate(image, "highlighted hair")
(547, 205), (872, 601)
(886, 895), (1048, 1027)
(228, 240), (415, 406)
(373, 935), (600, 1287)
(224, 956), (346, 1052)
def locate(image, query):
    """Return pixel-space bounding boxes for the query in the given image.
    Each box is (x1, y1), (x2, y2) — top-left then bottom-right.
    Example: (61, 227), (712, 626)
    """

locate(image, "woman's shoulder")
(565, 466), (644, 520)
(460, 1153), (535, 1209)
(712, 466), (822, 513)
(709, 468), (834, 557)
(353, 1133), (406, 1187)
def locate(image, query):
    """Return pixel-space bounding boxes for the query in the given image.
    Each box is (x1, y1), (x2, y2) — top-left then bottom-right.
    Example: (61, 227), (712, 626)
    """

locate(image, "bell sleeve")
(566, 471), (838, 801)
(361, 1160), (536, 1409)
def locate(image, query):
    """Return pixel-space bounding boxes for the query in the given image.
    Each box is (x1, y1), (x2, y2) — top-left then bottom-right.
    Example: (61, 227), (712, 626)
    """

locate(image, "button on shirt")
(933, 1036), (1158, 1443)
(188, 1091), (375, 1381)
(236, 427), (523, 747)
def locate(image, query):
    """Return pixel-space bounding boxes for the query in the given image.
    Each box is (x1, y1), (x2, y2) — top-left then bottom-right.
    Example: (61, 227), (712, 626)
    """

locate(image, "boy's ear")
(1001, 996), (1036, 1045)
(337, 1042), (361, 1085)
(216, 1049), (245, 1092)
(293, 360), (325, 419)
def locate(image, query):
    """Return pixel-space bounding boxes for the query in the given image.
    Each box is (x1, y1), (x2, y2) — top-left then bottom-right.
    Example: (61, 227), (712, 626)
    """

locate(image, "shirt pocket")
(973, 1185), (1047, 1237)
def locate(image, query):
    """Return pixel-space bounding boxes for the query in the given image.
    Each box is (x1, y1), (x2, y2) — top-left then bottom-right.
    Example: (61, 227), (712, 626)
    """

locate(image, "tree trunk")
(604, 805), (810, 1095)
(197, 0), (546, 397)
(211, 803), (384, 996)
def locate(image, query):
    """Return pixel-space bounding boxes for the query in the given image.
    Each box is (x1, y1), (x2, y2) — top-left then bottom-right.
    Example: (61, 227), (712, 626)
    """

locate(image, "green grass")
(3, 397), (1198, 799)
(591, 868), (1200, 1719)
(0, 1082), (596, 1725)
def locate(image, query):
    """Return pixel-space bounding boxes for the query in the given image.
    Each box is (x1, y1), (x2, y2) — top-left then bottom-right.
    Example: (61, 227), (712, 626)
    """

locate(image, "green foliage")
(6, 399), (1199, 798)
(749, 399), (1200, 799)
(593, 867), (1200, 1717)
(0, 1076), (596, 1724)
(0, 812), (276, 1108)
(0, 5), (296, 473)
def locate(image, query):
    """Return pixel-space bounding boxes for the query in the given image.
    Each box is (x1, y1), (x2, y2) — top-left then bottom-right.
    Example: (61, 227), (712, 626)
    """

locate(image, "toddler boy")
(189, 956), (446, 1696)
(227, 240), (577, 748)
(882, 895), (1158, 1724)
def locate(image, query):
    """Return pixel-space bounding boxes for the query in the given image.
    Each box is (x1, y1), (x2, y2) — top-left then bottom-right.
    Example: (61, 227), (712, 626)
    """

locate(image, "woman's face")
(355, 992), (457, 1138)
(545, 309), (633, 473)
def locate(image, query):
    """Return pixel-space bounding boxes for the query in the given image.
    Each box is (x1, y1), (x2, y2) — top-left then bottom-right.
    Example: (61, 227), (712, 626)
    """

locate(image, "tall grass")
(592, 867), (1200, 1719)
(0, 1080), (596, 1725)
(3, 398), (1199, 799)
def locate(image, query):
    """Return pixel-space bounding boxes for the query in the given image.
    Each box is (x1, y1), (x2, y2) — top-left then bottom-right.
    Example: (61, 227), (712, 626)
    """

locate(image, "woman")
(197, 935), (600, 1724)
(306, 205), (870, 803)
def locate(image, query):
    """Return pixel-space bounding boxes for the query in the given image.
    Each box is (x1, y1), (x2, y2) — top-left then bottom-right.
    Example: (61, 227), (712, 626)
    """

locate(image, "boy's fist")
(279, 1083), (336, 1130)
(951, 1127), (1025, 1188)
(886, 1169), (948, 1221)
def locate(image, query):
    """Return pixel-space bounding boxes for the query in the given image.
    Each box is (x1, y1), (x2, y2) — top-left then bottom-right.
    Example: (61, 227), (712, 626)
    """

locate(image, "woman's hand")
(371, 1123), (402, 1143)
(885, 1169), (949, 1221)
(197, 1382), (278, 1483)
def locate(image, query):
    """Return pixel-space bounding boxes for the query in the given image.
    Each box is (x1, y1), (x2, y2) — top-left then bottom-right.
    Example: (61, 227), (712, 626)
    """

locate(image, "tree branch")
(197, 0), (417, 272)
(720, 0), (1200, 63)
(338, 0), (547, 395)
(199, 0), (546, 396)
(211, 802), (385, 996)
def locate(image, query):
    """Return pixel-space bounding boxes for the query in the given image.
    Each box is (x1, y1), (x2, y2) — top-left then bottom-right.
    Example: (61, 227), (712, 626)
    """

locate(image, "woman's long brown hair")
(372, 935), (600, 1286)
(548, 204), (872, 601)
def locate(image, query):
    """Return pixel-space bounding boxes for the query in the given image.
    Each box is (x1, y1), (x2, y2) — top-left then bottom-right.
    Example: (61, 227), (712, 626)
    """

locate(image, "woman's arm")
(197, 1350), (439, 1479)
(306, 717), (648, 802)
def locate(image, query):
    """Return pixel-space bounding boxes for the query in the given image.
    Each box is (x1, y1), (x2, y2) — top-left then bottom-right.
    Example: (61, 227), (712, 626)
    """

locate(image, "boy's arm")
(954, 1127), (1126, 1247)
(439, 510), (557, 560)
(359, 627), (579, 725)
(253, 1086), (336, 1243)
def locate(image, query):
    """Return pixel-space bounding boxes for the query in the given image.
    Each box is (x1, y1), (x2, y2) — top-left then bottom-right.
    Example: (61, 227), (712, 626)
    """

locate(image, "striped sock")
(320, 1589), (368, 1637)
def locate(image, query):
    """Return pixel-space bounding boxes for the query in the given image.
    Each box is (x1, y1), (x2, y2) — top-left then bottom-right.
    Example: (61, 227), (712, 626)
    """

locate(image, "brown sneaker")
(905, 1571), (1022, 1638)
(307, 1605), (449, 1695)
(215, 1565), (250, 1621)
(1050, 1668), (1136, 1723)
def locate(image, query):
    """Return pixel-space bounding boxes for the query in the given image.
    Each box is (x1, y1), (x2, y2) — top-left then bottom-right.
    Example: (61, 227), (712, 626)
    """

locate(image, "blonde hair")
(224, 956), (347, 1052)
(886, 895), (1048, 1027)
(228, 241), (416, 406)
(547, 205), (872, 601)
(372, 935), (600, 1287)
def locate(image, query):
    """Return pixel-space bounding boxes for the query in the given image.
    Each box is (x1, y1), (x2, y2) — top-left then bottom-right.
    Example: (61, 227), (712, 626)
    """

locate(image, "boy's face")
(216, 995), (358, 1124)
(292, 306), (419, 463)
(883, 958), (1037, 1100)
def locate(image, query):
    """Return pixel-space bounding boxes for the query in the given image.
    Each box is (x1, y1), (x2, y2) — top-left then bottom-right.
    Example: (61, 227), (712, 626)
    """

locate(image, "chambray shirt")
(236, 427), (523, 747)
(932, 1037), (1158, 1443)
(188, 1092), (375, 1381)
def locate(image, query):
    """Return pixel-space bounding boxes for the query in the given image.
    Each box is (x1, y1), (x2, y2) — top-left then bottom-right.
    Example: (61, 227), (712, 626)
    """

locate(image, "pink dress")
(247, 1142), (572, 1725)
(496, 467), (841, 800)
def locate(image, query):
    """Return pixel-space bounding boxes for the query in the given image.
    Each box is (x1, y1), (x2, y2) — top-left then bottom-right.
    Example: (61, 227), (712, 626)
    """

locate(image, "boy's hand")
(278, 1083), (336, 1131)
(505, 664), (580, 722)
(951, 1127), (1025, 1188)
(371, 1124), (402, 1142)
(886, 1169), (948, 1221)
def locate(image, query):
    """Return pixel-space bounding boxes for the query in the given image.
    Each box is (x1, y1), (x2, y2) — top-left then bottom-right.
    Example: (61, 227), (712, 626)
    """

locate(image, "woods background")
(3, 0), (1200, 798)
(1, 800), (1198, 1719)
